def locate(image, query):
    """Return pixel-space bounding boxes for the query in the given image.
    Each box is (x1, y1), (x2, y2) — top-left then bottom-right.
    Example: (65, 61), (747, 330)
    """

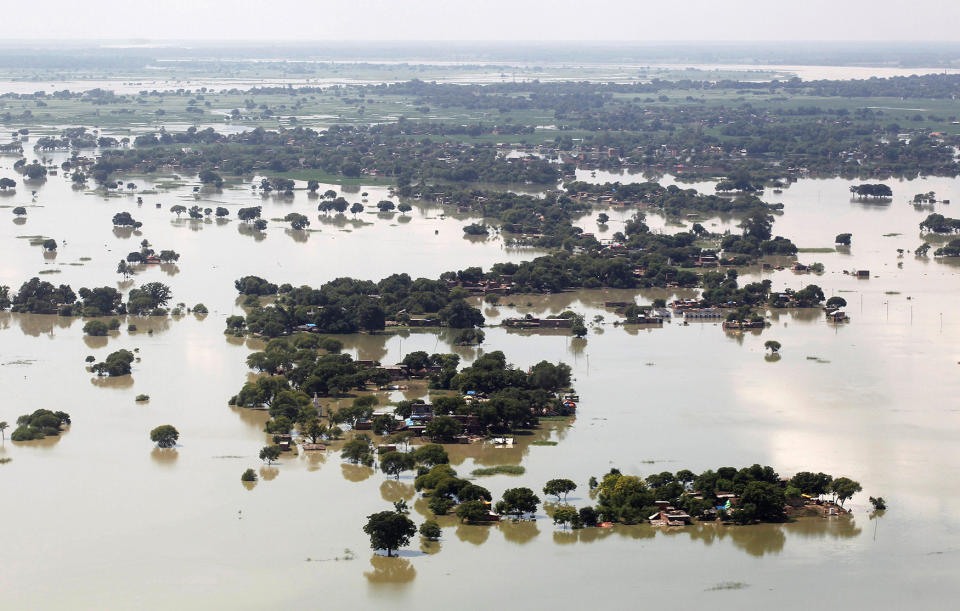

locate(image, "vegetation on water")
(149, 425), (179, 448)
(90, 349), (135, 377)
(10, 410), (71, 442)
(363, 508), (417, 557)
(472, 465), (526, 477)
(1, 277), (173, 317)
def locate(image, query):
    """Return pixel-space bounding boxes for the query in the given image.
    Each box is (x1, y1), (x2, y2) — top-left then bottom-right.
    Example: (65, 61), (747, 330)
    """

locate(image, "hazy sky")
(10, 0), (960, 41)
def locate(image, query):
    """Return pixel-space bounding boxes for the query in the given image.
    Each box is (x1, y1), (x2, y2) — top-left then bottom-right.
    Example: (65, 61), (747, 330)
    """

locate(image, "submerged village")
(8, 41), (960, 604)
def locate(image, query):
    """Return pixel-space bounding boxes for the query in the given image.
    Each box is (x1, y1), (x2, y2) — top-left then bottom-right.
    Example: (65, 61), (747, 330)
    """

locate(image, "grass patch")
(797, 247), (835, 253)
(884, 291), (901, 295)
(471, 465), (526, 477)
(882, 233), (902, 237)
(531, 440), (558, 446)
(705, 582), (749, 592)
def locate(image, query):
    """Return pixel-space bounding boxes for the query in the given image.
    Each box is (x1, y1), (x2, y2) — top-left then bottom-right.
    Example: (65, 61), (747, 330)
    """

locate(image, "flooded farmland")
(3, 149), (960, 607)
(4, 47), (960, 607)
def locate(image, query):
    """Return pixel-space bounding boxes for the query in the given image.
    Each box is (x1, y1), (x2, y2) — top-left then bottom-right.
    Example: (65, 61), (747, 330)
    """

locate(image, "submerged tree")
(150, 425), (179, 448)
(362, 510), (416, 557)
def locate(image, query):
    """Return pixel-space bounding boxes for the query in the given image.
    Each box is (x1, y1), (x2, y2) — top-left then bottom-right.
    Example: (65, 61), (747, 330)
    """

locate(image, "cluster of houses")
(501, 317), (574, 329)
(671, 299), (725, 319)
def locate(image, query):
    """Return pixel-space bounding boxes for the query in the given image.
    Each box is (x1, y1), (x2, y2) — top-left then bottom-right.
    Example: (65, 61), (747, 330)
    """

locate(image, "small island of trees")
(10, 409), (71, 441)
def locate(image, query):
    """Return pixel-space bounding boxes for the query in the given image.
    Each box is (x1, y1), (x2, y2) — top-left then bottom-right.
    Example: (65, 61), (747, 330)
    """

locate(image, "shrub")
(83, 320), (109, 336)
(419, 520), (441, 540)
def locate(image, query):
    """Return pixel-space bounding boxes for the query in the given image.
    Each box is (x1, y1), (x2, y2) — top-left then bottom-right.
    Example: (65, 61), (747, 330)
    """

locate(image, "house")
(826, 311), (849, 323)
(649, 507), (692, 526)
(301, 443), (326, 451)
(855, 270), (870, 279)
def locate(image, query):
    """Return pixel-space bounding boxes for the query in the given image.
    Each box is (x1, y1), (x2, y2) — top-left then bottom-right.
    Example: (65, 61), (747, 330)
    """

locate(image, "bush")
(241, 468), (258, 482)
(150, 425), (179, 448)
(428, 496), (455, 516)
(135, 394), (150, 402)
(108, 318), (121, 331)
(83, 320), (109, 336)
(192, 303), (209, 314)
(419, 520), (441, 540)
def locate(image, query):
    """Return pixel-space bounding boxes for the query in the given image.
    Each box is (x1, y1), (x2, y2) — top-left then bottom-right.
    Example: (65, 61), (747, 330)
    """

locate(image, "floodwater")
(0, 61), (956, 96)
(4, 155), (960, 607)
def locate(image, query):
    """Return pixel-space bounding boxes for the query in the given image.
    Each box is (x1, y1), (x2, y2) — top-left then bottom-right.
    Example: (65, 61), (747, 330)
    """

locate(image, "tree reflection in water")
(364, 554), (416, 585)
(91, 374), (135, 389)
(341, 463), (374, 482)
(259, 466), (279, 481)
(499, 518), (540, 545)
(380, 480), (415, 503)
(456, 522), (491, 546)
(150, 447), (178, 466)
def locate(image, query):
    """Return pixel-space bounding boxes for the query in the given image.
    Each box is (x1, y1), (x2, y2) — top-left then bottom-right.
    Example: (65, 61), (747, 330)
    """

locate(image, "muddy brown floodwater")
(3, 150), (960, 609)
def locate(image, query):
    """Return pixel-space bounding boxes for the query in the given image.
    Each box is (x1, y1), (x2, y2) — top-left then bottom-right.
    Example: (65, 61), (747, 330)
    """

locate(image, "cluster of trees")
(228, 274), (483, 337)
(150, 425), (179, 448)
(89, 124), (561, 186)
(412, 187), (591, 249)
(2, 279), (171, 318)
(768, 284), (825, 308)
(10, 409), (71, 441)
(919, 213), (960, 234)
(90, 349), (135, 377)
(564, 181), (774, 217)
(581, 465), (862, 526)
(849, 184), (893, 199)
(720, 211), (797, 256)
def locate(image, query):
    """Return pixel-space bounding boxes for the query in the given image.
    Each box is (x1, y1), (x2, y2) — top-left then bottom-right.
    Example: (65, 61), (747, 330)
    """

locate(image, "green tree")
(455, 500), (489, 523)
(831, 477), (862, 507)
(428, 496), (455, 516)
(495, 487), (540, 519)
(83, 320), (109, 336)
(543, 478), (578, 501)
(419, 520), (441, 540)
(350, 202), (364, 215)
(259, 445), (282, 464)
(0, 421), (8, 441)
(733, 481), (786, 523)
(150, 425), (179, 448)
(835, 233), (852, 246)
(438, 299), (484, 329)
(425, 415), (463, 442)
(597, 212), (609, 224)
(284, 212), (310, 230)
(380, 451), (415, 479)
(341, 434), (373, 466)
(363, 510), (416, 557)
(789, 472), (833, 496)
(764, 340), (781, 353)
(552, 505), (579, 529)
(241, 468), (258, 482)
(412, 444), (449, 467)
